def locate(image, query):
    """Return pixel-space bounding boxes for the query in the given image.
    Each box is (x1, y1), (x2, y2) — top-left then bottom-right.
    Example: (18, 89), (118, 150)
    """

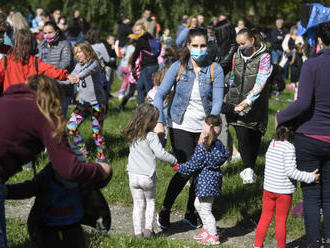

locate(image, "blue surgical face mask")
(190, 48), (208, 62)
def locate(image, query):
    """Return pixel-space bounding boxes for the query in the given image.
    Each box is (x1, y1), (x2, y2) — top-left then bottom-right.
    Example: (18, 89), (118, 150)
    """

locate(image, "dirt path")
(5, 199), (306, 247)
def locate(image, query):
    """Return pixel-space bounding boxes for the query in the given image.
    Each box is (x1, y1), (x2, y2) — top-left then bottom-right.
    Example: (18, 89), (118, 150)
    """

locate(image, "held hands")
(234, 100), (249, 113)
(172, 163), (180, 171)
(154, 122), (165, 140)
(68, 74), (80, 84)
(98, 162), (112, 180)
(313, 169), (320, 183)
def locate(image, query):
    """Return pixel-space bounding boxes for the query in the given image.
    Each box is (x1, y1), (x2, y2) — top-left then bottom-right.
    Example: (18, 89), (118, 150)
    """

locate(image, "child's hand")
(234, 100), (248, 112)
(172, 163), (180, 171)
(313, 169), (320, 183)
(68, 75), (79, 84)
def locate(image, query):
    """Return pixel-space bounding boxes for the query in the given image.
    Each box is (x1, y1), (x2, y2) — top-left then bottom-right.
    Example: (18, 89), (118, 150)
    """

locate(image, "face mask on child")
(239, 44), (254, 57)
(190, 48), (208, 62)
(43, 32), (57, 43)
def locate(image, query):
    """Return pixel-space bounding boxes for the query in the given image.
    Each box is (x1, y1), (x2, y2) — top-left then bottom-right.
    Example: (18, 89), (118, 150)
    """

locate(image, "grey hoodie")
(71, 60), (106, 105)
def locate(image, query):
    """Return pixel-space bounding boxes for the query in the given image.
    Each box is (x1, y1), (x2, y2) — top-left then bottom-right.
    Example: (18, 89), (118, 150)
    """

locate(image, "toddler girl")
(67, 41), (107, 162)
(175, 115), (230, 245)
(253, 126), (320, 248)
(122, 103), (178, 238)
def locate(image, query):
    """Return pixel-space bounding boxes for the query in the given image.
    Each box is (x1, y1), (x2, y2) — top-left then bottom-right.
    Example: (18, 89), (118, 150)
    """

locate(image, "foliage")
(1, 0), (329, 35)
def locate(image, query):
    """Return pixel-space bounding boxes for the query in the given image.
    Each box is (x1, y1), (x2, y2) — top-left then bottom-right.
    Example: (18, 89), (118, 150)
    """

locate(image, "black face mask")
(240, 44), (253, 56)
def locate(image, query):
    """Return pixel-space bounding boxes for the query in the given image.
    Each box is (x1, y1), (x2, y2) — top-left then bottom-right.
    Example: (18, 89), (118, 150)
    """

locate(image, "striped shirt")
(264, 140), (314, 194)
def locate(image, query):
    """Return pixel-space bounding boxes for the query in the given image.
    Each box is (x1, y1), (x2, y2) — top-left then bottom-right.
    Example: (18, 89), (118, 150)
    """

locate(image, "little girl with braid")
(175, 115), (229, 245)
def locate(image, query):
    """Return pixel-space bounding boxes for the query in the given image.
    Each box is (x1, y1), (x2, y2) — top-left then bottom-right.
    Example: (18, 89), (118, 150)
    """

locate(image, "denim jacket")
(154, 60), (224, 124)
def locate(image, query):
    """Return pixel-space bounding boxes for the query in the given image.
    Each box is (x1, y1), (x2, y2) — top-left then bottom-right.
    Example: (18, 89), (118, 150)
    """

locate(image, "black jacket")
(131, 32), (158, 68)
(6, 164), (111, 245)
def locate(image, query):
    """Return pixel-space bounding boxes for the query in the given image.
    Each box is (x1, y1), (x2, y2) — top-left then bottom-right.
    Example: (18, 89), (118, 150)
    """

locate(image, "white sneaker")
(240, 168), (256, 184)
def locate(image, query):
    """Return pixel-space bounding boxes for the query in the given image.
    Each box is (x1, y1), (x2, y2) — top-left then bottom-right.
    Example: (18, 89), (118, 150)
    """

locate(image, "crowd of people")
(0, 4), (329, 248)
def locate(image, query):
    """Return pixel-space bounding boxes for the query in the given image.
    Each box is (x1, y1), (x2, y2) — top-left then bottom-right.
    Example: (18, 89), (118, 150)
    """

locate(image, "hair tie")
(210, 124), (214, 127)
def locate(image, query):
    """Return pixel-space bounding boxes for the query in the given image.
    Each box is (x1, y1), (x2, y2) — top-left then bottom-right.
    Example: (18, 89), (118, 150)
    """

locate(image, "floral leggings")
(67, 103), (106, 161)
(128, 172), (156, 235)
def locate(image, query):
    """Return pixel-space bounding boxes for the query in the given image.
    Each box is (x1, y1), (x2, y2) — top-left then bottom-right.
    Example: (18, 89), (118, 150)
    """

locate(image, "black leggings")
(233, 126), (262, 169)
(162, 128), (200, 214)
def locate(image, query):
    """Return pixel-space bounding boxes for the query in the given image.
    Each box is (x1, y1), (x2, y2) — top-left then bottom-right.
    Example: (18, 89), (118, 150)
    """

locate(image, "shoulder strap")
(35, 57), (38, 74)
(176, 64), (184, 82)
(210, 63), (214, 83)
(4, 55), (7, 70)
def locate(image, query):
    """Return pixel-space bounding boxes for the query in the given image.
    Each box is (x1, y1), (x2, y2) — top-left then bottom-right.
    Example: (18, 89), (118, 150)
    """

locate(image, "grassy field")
(6, 76), (301, 247)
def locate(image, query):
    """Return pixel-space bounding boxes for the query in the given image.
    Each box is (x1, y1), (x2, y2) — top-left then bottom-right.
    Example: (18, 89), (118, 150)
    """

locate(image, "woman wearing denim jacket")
(154, 28), (225, 229)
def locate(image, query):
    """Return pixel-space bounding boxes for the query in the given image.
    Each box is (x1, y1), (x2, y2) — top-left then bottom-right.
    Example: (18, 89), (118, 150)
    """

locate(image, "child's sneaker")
(118, 89), (125, 100)
(194, 227), (209, 240)
(143, 229), (155, 239)
(199, 234), (220, 245)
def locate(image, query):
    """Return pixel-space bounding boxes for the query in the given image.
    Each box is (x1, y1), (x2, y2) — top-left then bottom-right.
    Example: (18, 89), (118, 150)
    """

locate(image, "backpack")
(148, 38), (161, 57)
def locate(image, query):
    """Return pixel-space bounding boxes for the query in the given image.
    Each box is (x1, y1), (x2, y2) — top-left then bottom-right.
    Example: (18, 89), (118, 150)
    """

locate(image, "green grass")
(6, 76), (302, 247)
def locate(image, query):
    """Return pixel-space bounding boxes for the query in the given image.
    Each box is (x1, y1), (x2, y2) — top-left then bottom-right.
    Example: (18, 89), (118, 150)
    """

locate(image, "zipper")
(239, 62), (247, 102)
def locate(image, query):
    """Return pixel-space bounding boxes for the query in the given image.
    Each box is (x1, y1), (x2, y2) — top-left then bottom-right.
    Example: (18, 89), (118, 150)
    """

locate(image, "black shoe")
(115, 105), (123, 112)
(183, 212), (202, 229)
(157, 209), (170, 229)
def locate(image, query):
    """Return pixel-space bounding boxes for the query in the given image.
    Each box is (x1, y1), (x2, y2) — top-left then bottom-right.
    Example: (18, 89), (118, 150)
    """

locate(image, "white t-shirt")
(171, 78), (205, 132)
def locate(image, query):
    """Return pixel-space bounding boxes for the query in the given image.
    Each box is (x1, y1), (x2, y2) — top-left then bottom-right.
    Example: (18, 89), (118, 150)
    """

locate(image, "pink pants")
(120, 66), (131, 92)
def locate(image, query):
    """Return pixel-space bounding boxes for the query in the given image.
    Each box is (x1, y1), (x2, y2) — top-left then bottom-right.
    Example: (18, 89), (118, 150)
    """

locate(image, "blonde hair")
(73, 41), (99, 62)
(26, 75), (66, 139)
(134, 22), (147, 32)
(187, 16), (198, 28)
(11, 12), (29, 33)
(122, 103), (159, 142)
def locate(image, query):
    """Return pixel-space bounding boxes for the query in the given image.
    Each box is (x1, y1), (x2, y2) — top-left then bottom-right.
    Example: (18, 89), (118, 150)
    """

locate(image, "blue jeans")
(295, 134), (330, 248)
(0, 179), (7, 248)
(271, 49), (283, 64)
(136, 64), (159, 104)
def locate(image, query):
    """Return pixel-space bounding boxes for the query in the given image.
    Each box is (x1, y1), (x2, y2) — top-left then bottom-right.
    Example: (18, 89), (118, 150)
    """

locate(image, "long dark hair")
(237, 28), (265, 50)
(8, 29), (38, 64)
(121, 103), (159, 143)
(214, 19), (236, 57)
(43, 21), (65, 41)
(179, 28), (208, 70)
(85, 27), (101, 45)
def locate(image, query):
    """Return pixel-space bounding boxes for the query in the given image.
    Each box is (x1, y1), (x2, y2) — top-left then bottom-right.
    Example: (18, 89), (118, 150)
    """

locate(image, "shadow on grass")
(8, 240), (34, 248)
(157, 220), (195, 237)
(286, 235), (307, 248)
(85, 133), (129, 161)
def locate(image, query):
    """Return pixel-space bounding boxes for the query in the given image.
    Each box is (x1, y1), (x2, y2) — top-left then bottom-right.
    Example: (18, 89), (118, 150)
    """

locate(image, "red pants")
(254, 190), (292, 248)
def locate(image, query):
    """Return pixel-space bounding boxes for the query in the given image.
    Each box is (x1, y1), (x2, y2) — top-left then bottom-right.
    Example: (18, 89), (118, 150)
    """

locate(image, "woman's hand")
(68, 75), (79, 84)
(234, 100), (248, 112)
(313, 169), (320, 183)
(98, 162), (112, 180)
(198, 133), (206, 145)
(154, 122), (165, 140)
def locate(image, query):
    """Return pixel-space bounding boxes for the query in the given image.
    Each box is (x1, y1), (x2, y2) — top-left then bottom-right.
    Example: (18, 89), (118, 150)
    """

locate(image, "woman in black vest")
(224, 28), (272, 184)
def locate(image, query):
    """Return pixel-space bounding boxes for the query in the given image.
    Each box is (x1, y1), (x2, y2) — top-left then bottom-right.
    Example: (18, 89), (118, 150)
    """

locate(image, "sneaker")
(115, 105), (124, 112)
(240, 168), (256, 184)
(143, 229), (155, 239)
(134, 233), (143, 238)
(183, 212), (202, 229)
(194, 228), (209, 240)
(199, 234), (220, 245)
(157, 209), (170, 229)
